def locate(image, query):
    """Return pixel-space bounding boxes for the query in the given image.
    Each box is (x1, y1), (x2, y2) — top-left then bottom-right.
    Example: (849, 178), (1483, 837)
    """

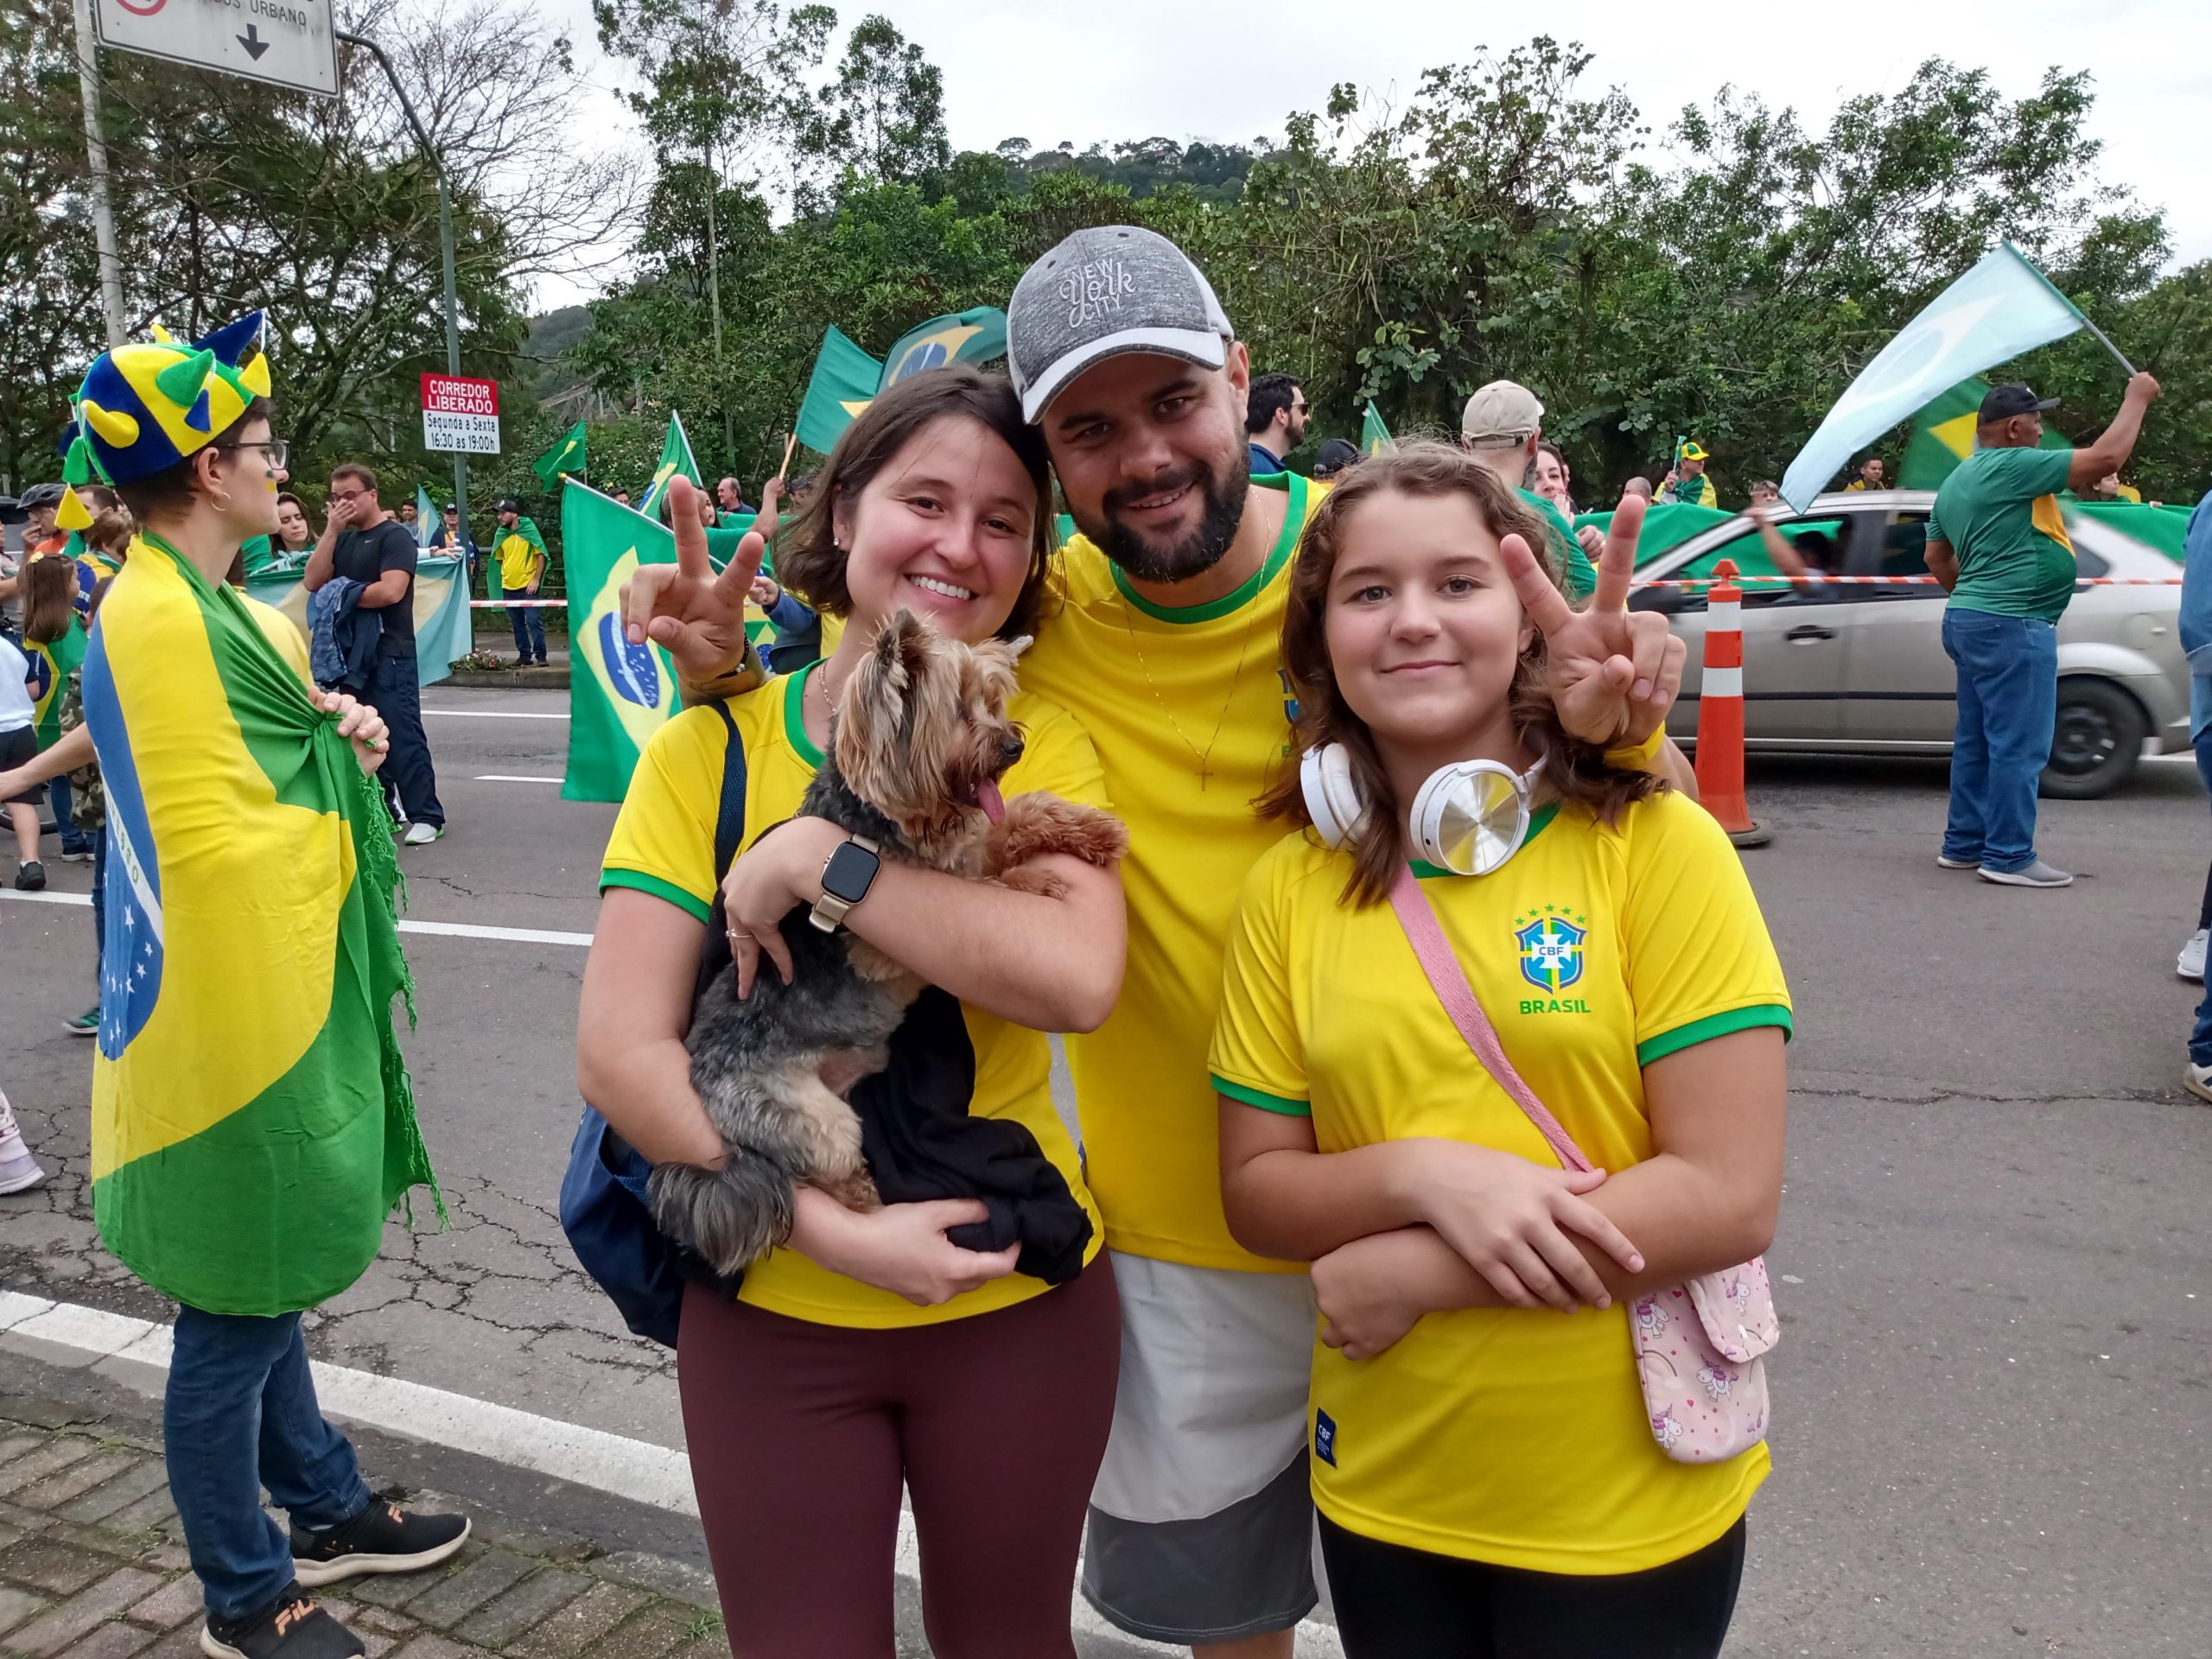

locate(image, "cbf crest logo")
(1515, 908), (1587, 995)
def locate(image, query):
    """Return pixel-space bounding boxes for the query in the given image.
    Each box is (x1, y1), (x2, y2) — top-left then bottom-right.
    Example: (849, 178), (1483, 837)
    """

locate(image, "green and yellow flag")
(880, 307), (1007, 389)
(563, 485), (686, 802)
(1897, 376), (2069, 491)
(532, 418), (588, 488)
(1361, 400), (1395, 455)
(638, 411), (702, 518)
(23, 611), (87, 746)
(795, 327), (886, 454)
(85, 533), (440, 1316)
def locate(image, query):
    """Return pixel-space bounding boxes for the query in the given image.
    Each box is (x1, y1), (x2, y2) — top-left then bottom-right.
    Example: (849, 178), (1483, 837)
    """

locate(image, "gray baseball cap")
(1460, 380), (1545, 447)
(1006, 226), (1234, 423)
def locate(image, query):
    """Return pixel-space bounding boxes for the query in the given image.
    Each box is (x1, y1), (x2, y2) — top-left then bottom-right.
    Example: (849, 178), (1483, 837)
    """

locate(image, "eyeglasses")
(212, 437), (289, 468)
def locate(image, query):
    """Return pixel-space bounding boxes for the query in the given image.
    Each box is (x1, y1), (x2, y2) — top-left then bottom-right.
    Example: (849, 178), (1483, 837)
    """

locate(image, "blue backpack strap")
(709, 698), (748, 880)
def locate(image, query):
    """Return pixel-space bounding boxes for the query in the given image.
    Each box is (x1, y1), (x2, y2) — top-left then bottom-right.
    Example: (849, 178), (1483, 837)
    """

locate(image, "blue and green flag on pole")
(1780, 241), (2091, 512)
(563, 484), (685, 802)
(533, 419), (588, 488)
(880, 307), (1007, 389)
(795, 327), (886, 455)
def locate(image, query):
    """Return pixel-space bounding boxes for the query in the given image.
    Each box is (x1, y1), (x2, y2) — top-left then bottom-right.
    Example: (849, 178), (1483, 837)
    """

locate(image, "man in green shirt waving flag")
(1927, 375), (2161, 887)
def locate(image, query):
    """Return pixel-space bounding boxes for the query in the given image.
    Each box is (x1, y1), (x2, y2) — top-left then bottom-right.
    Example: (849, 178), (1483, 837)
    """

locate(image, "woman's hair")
(276, 490), (309, 534)
(85, 505), (133, 557)
(114, 397), (274, 522)
(1259, 441), (1663, 907)
(21, 550), (79, 645)
(773, 365), (1055, 641)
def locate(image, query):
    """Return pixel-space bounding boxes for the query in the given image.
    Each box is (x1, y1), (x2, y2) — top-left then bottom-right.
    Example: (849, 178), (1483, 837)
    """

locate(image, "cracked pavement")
(3, 687), (2209, 1654)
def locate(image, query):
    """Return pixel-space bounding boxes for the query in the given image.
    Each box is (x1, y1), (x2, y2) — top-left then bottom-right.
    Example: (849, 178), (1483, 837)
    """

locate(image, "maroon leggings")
(677, 1259), (1120, 1658)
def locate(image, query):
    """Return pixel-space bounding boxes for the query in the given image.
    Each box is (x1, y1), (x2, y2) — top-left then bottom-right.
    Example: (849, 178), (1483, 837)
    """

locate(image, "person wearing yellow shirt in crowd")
(1843, 455), (1887, 492)
(618, 226), (1694, 1659)
(1659, 441), (1721, 508)
(493, 499), (549, 667)
(1211, 443), (1789, 1656)
(578, 371), (1126, 1657)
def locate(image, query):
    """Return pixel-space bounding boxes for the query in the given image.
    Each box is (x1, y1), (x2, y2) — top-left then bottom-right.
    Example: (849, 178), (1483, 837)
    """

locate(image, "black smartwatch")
(810, 834), (882, 932)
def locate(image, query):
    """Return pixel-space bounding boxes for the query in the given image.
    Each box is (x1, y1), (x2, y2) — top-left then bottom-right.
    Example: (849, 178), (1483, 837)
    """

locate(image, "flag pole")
(2077, 313), (2138, 378)
(778, 431), (797, 482)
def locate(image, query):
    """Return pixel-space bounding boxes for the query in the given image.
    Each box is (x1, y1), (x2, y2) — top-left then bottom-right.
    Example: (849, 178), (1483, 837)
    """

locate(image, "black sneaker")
(13, 861), (44, 892)
(289, 1499), (469, 1586)
(201, 1586), (364, 1659)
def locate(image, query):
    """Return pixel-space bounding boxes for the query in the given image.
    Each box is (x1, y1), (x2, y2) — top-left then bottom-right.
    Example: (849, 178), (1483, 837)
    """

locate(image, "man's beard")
(1085, 459), (1251, 586)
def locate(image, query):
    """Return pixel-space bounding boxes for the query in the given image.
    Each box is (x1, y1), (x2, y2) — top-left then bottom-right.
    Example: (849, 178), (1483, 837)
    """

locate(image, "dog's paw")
(988, 793), (1129, 874)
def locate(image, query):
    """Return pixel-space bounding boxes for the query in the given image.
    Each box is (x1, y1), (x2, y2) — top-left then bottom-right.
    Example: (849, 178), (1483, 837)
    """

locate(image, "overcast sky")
(531, 0), (2211, 315)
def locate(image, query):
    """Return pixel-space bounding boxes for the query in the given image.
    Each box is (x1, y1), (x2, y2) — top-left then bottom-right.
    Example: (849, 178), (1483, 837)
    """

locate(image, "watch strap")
(809, 834), (881, 933)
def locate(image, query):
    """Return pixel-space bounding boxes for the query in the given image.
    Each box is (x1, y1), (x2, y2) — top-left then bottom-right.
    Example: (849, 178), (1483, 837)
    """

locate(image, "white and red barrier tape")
(1637, 575), (2183, 588)
(468, 599), (566, 607)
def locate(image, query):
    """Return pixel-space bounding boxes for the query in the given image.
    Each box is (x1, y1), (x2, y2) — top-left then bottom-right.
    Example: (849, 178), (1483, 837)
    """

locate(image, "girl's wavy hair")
(772, 365), (1057, 642)
(1259, 440), (1664, 907)
(21, 548), (79, 646)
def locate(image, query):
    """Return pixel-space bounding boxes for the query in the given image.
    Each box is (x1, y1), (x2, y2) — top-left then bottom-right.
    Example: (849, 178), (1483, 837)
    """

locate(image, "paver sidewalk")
(0, 1398), (727, 1659)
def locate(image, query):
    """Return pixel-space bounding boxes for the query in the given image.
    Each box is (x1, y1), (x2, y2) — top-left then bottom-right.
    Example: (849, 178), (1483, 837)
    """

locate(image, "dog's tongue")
(977, 779), (1005, 824)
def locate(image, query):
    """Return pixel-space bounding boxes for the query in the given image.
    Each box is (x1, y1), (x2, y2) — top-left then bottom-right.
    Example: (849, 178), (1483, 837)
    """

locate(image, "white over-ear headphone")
(1300, 743), (1545, 876)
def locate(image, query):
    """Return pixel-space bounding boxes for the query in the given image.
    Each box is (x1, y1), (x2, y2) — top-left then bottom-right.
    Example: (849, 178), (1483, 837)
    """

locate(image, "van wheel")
(2041, 679), (2146, 799)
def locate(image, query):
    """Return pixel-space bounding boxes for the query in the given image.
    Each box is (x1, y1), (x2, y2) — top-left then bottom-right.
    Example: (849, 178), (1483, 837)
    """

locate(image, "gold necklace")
(1113, 582), (1265, 791)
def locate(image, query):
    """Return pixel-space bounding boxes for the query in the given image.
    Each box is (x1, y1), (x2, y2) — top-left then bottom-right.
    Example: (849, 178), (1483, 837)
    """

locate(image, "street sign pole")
(69, 0), (126, 346)
(337, 31), (469, 557)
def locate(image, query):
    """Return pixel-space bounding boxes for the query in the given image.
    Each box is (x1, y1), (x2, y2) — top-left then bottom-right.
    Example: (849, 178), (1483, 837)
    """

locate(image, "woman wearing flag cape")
(63, 313), (468, 1659)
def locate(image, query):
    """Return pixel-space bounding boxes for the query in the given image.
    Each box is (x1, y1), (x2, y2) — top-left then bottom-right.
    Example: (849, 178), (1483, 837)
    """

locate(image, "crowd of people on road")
(0, 213), (2202, 1659)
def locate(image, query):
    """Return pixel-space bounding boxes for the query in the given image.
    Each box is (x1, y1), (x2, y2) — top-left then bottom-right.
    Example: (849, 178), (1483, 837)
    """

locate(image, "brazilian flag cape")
(84, 532), (442, 1316)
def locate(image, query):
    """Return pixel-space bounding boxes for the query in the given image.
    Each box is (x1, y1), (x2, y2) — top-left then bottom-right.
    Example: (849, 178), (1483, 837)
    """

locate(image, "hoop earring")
(211, 488), (235, 513)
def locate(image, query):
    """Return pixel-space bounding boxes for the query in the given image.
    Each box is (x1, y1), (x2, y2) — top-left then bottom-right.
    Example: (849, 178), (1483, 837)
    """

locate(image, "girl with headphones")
(1210, 442), (1791, 1657)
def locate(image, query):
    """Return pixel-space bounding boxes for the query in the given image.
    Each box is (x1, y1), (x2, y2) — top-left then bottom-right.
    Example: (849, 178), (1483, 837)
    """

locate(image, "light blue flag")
(1780, 242), (2085, 512)
(416, 486), (437, 549)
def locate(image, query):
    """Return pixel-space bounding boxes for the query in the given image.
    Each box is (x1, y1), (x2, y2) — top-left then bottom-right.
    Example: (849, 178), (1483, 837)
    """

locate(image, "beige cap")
(1460, 380), (1544, 447)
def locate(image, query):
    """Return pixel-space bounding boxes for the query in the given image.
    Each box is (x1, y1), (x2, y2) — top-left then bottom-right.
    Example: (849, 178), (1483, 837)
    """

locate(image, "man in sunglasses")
(306, 462), (446, 846)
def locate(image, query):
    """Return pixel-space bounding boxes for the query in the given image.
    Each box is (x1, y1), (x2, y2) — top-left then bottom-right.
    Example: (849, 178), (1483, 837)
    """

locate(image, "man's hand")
(1574, 524), (1605, 558)
(326, 494), (358, 531)
(617, 476), (758, 680)
(2126, 371), (2163, 405)
(1503, 491), (1687, 749)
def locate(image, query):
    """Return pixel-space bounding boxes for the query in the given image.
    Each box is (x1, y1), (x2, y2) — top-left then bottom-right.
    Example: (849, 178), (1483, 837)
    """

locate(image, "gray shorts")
(1081, 1251), (1320, 1644)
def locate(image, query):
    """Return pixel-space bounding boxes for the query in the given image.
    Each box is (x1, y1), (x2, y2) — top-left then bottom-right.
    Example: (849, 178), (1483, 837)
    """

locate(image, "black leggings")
(1319, 1512), (1747, 1659)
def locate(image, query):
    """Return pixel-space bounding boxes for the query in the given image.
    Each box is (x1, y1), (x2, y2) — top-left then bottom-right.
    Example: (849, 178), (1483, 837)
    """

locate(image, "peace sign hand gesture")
(617, 476), (760, 681)
(1501, 492), (1686, 753)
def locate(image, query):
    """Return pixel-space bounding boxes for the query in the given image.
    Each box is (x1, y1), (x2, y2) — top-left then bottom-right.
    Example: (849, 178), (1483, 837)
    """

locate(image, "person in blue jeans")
(1923, 374), (2161, 888)
(2177, 485), (2212, 1100)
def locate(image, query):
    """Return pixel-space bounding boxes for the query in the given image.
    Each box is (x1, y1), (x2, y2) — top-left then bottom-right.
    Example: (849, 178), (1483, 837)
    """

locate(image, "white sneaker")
(1936, 854), (1979, 870)
(1978, 861), (2073, 888)
(2180, 929), (2208, 982)
(402, 823), (442, 847)
(2184, 1064), (2212, 1106)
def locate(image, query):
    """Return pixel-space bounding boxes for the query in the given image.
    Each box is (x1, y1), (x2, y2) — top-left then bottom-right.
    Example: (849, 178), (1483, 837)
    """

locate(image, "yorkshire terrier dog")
(651, 608), (1128, 1276)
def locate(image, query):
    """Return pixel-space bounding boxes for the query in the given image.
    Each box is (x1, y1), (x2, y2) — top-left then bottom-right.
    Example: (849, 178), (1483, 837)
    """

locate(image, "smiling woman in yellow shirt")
(575, 369), (1127, 1659)
(1210, 443), (1789, 1659)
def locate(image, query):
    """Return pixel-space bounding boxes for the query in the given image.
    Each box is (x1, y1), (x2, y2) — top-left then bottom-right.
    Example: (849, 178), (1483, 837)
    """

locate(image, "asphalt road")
(3, 685), (2208, 1656)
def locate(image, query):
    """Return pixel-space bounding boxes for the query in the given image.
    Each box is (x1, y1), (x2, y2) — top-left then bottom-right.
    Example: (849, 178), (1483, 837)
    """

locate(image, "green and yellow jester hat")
(59, 312), (273, 519)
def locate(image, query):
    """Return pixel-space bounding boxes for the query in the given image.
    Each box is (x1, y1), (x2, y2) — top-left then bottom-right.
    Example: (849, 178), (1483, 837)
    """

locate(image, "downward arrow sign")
(237, 24), (270, 59)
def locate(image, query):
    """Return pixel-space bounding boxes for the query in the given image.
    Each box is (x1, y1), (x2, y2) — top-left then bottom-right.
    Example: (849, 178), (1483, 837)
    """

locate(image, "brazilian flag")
(86, 533), (440, 1316)
(533, 418), (588, 487)
(563, 483), (688, 802)
(638, 412), (702, 518)
(880, 307), (1007, 389)
(26, 613), (87, 746)
(795, 327), (885, 454)
(1898, 376), (2069, 491)
(1361, 400), (1395, 455)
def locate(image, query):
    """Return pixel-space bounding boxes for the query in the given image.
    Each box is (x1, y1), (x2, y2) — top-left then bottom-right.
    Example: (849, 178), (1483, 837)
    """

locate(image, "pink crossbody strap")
(1388, 864), (1595, 1175)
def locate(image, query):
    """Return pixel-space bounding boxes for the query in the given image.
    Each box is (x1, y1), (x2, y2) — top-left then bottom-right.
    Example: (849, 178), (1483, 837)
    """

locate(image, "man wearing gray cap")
(1460, 379), (1599, 595)
(620, 224), (1691, 1657)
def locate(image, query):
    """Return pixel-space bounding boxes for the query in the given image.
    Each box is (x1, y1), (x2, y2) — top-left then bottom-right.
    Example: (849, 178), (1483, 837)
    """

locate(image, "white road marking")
(422, 709), (569, 720)
(0, 891), (592, 948)
(0, 1289), (1342, 1656)
(473, 775), (563, 784)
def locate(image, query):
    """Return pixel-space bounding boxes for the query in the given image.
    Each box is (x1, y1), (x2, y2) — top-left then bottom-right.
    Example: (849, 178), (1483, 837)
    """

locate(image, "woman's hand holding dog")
(788, 1188), (1020, 1306)
(722, 817), (844, 997)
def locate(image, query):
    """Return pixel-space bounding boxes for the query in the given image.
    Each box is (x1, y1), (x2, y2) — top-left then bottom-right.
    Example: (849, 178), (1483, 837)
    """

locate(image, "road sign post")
(422, 375), (501, 455)
(91, 0), (340, 98)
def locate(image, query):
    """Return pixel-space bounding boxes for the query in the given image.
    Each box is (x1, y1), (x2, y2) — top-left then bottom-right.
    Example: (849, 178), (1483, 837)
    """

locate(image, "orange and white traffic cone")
(1693, 559), (1771, 849)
